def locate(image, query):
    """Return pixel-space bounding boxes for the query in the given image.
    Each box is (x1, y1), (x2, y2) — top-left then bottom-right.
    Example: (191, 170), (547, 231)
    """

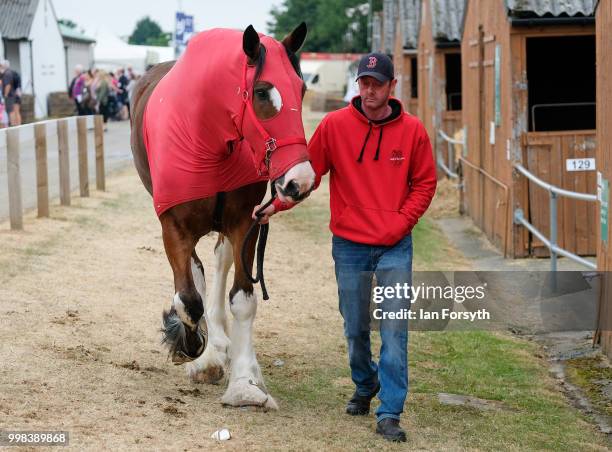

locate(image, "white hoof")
(221, 377), (279, 410)
(186, 344), (228, 384)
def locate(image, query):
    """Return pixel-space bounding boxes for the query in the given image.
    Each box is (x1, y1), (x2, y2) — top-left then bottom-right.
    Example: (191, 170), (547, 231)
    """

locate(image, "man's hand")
(252, 203), (276, 224)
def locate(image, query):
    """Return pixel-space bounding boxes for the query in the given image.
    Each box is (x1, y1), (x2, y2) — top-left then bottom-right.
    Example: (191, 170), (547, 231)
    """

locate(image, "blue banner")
(175, 11), (194, 56)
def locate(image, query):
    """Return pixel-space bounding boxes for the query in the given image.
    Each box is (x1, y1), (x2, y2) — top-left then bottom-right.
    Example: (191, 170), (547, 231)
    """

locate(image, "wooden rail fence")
(4, 115), (105, 230)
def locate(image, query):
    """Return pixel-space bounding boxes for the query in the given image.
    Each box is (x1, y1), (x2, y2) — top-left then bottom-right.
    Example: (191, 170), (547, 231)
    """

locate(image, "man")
(116, 68), (130, 118)
(254, 53), (437, 442)
(1, 60), (18, 126)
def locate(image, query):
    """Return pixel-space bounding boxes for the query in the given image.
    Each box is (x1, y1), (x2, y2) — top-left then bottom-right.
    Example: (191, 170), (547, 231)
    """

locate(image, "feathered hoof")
(221, 377), (279, 411)
(161, 308), (206, 364)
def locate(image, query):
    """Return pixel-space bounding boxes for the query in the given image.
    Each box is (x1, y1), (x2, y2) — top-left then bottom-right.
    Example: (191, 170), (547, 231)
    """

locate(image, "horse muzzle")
(276, 179), (314, 203)
(274, 161), (315, 203)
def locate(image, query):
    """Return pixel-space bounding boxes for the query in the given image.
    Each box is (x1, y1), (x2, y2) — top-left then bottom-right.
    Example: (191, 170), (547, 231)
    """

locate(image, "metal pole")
(447, 140), (453, 175)
(550, 191), (558, 272)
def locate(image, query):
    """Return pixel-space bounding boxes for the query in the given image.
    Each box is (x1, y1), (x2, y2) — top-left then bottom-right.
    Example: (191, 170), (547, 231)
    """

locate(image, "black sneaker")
(346, 382), (380, 416)
(376, 418), (407, 442)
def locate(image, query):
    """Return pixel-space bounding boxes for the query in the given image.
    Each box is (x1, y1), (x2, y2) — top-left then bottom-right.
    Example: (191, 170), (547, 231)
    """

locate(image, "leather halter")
(236, 56), (307, 177)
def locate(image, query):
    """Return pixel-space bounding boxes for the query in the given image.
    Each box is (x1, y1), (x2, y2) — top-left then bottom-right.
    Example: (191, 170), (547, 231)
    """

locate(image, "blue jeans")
(332, 234), (413, 422)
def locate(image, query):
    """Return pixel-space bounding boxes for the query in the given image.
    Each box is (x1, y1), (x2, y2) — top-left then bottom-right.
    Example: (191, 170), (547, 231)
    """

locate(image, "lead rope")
(241, 184), (276, 300)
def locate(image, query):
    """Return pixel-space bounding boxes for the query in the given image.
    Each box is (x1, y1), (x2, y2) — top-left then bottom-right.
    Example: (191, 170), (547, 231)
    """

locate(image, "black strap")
(212, 192), (226, 231)
(241, 183), (276, 301)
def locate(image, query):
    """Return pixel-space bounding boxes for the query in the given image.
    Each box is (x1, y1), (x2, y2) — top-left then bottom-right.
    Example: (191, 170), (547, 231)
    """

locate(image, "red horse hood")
(142, 28), (307, 216)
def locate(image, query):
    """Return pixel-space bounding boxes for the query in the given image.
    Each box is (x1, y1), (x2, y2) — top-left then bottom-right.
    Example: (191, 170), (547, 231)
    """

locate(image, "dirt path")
(1, 150), (609, 450)
(0, 166), (351, 450)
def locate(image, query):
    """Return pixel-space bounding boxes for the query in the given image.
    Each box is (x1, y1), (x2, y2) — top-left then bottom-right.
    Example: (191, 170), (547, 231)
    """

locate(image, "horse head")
(239, 23), (315, 204)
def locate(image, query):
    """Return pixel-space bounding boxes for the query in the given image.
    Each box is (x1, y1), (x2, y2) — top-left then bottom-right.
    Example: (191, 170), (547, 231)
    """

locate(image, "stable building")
(392, 0), (421, 115)
(60, 23), (95, 86)
(461, 0), (597, 257)
(417, 0), (465, 176)
(0, 0), (68, 119)
(595, 0), (612, 359)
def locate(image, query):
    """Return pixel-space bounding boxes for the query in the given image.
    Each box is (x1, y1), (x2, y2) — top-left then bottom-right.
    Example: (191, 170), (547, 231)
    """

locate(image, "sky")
(52, 0), (284, 39)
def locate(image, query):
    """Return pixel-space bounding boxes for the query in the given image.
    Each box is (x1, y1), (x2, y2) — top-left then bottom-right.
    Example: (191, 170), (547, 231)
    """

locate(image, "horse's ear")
(282, 22), (307, 54)
(243, 25), (261, 64)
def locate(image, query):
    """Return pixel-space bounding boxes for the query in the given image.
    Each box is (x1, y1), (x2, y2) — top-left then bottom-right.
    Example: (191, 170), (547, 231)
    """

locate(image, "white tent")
(92, 28), (174, 74)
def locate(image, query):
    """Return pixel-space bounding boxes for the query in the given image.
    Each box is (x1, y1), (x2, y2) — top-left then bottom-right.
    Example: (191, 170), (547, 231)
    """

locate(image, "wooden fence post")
(94, 115), (105, 191)
(57, 119), (70, 206)
(7, 128), (23, 230)
(35, 123), (49, 217)
(77, 117), (89, 197)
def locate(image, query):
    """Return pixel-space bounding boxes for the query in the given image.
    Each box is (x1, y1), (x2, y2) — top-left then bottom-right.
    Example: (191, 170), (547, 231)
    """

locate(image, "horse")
(130, 24), (314, 410)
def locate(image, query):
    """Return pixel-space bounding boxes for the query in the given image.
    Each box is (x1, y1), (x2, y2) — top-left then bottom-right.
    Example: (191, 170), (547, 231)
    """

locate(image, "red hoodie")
(273, 96), (437, 246)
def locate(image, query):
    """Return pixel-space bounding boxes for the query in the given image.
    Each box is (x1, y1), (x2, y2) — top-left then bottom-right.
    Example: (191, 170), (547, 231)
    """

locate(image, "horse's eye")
(255, 89), (269, 101)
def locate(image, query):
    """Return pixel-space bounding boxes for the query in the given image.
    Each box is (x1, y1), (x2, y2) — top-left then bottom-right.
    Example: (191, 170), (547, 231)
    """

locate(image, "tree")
(129, 16), (171, 46)
(58, 18), (77, 29)
(267, 0), (382, 53)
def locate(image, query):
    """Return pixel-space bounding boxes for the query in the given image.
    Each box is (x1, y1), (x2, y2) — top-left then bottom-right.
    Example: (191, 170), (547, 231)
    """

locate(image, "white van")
(300, 54), (360, 96)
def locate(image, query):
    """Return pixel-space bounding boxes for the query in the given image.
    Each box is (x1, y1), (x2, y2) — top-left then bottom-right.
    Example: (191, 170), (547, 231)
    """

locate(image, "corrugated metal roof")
(383, 0), (397, 54)
(0, 0), (39, 40)
(59, 23), (96, 43)
(431, 0), (466, 42)
(398, 0), (421, 49)
(506, 0), (596, 17)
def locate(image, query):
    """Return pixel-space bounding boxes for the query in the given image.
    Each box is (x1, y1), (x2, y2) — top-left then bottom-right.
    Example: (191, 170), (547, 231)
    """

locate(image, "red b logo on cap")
(367, 56), (377, 68)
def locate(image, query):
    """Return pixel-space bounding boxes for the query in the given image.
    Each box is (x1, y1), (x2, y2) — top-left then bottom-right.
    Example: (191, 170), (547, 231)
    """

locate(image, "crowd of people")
(68, 65), (141, 124)
(0, 59), (22, 128)
(0, 60), (141, 129)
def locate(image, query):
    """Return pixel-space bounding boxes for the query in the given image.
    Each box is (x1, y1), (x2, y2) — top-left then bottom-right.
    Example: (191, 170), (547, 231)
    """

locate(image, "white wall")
(29, 0), (67, 117)
(0, 35), (4, 61)
(19, 40), (32, 95)
(65, 40), (93, 84)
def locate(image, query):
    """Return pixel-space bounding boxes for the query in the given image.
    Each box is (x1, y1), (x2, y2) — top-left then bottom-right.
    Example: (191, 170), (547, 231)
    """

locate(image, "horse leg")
(160, 217), (207, 363)
(186, 235), (233, 383)
(221, 221), (278, 410)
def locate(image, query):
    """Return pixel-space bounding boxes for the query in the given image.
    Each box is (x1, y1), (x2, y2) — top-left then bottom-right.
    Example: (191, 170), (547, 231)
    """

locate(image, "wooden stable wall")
(418, 0), (463, 178)
(461, 0), (514, 255)
(596, 0), (612, 358)
(461, 0), (596, 258)
(393, 17), (419, 115)
(418, 0), (436, 142)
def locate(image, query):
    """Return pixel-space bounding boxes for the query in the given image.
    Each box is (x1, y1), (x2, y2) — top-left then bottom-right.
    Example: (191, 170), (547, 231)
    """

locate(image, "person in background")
(69, 64), (86, 115)
(81, 70), (96, 115)
(11, 65), (22, 125)
(126, 73), (141, 108)
(116, 68), (130, 118)
(95, 70), (111, 127)
(0, 77), (7, 128)
(1, 60), (18, 126)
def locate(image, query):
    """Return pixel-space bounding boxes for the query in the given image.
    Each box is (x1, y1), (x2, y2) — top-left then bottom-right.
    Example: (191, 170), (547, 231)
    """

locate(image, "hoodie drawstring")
(357, 123), (384, 163)
(374, 126), (384, 161)
(357, 122), (373, 163)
